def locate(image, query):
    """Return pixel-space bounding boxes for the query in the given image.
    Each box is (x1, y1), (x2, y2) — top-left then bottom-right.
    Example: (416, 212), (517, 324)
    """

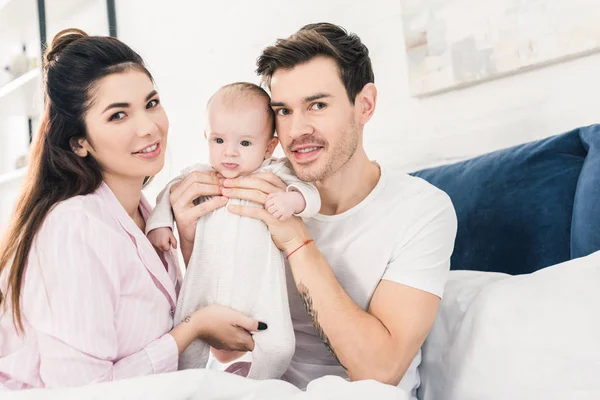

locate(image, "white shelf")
(0, 68), (41, 117)
(0, 167), (26, 189)
(0, 68), (40, 99)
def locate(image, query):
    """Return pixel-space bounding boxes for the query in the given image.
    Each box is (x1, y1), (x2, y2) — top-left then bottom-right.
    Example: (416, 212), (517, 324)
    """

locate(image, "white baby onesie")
(146, 158), (320, 380)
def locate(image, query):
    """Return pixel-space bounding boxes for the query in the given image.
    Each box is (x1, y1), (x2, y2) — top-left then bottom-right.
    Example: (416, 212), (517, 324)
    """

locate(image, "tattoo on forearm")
(298, 283), (347, 370)
(184, 316), (191, 323)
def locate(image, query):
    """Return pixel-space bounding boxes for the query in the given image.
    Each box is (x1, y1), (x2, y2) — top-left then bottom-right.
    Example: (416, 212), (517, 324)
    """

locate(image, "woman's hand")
(170, 304), (265, 355)
(194, 304), (265, 352)
(221, 172), (312, 254)
(169, 171), (228, 264)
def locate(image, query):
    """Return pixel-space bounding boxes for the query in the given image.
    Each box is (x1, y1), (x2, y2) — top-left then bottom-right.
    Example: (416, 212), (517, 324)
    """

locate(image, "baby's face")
(205, 101), (277, 179)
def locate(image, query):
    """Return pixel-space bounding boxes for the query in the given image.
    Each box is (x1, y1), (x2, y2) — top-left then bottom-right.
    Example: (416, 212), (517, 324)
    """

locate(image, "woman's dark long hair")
(0, 28), (153, 333)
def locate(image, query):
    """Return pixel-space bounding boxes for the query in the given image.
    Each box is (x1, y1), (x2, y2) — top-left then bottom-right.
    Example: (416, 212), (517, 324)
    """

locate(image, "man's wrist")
(281, 218), (313, 256)
(286, 239), (314, 260)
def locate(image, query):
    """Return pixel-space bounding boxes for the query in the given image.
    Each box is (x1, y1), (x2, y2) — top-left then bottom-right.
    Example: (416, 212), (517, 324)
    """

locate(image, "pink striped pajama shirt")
(0, 182), (181, 389)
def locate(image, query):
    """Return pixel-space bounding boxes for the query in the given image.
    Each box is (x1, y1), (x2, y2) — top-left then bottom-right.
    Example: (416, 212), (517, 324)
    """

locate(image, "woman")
(0, 28), (265, 389)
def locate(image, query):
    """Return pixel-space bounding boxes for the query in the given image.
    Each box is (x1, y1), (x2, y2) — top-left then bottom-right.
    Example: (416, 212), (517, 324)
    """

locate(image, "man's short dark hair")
(256, 22), (374, 104)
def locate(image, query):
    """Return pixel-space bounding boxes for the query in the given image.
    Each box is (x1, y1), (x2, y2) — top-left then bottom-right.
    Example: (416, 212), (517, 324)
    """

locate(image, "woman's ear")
(265, 137), (279, 159)
(69, 137), (89, 158)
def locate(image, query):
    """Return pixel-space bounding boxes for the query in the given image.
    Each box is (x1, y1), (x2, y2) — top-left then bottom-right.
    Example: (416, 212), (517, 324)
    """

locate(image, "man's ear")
(69, 137), (90, 158)
(265, 137), (279, 158)
(356, 83), (377, 125)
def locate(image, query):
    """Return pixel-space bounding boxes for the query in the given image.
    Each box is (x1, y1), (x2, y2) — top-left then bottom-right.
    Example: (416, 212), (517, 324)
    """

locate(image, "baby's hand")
(265, 191), (306, 221)
(147, 227), (178, 252)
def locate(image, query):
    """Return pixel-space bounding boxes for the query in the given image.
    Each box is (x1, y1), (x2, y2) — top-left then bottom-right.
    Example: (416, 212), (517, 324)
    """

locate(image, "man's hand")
(220, 172), (311, 254)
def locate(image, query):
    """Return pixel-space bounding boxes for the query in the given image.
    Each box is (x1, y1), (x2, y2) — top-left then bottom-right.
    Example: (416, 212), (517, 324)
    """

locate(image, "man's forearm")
(287, 242), (404, 384)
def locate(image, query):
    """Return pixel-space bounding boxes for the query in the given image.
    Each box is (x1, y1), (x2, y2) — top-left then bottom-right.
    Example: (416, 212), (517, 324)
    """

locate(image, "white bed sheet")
(2, 369), (408, 400)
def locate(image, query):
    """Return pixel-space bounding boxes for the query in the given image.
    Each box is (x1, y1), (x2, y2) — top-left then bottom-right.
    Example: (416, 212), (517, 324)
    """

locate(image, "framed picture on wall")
(401, 0), (600, 97)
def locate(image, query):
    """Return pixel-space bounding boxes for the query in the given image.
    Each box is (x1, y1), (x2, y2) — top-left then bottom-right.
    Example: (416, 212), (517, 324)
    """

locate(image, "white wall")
(114, 0), (600, 201)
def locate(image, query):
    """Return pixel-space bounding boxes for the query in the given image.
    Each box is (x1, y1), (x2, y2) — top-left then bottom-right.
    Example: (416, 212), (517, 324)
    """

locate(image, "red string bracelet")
(286, 239), (314, 260)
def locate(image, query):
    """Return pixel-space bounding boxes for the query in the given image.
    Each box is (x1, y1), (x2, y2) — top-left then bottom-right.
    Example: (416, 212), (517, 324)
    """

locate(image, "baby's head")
(205, 82), (277, 178)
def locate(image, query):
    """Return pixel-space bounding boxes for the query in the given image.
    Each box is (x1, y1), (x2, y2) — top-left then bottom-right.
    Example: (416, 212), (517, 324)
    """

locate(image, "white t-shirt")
(281, 165), (457, 399)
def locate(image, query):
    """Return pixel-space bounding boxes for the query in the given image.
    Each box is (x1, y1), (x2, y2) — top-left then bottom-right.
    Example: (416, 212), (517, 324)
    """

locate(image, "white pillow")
(419, 251), (600, 400)
(419, 270), (510, 400)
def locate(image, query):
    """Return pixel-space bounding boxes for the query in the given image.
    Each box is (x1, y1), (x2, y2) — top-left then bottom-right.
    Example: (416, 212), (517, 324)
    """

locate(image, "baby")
(146, 82), (320, 379)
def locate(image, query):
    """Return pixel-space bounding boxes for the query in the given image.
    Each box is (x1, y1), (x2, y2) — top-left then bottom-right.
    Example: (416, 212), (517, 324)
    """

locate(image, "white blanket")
(3, 369), (408, 400)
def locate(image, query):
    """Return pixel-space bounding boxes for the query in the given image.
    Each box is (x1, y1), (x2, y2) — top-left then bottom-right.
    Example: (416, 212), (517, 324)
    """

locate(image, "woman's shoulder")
(28, 188), (125, 294)
(43, 186), (117, 235)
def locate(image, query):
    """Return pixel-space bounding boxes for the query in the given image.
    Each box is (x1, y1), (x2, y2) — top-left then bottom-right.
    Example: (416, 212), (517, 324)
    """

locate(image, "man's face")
(269, 56), (359, 182)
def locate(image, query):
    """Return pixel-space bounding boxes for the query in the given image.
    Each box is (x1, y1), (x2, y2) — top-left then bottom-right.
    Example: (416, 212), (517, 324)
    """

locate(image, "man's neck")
(315, 148), (380, 216)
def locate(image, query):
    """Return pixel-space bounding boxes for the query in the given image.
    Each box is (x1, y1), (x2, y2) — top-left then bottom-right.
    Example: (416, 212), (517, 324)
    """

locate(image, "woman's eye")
(109, 111), (126, 121)
(147, 99), (160, 109)
(241, 140), (251, 147)
(215, 138), (224, 144)
(276, 108), (291, 116)
(311, 102), (326, 111)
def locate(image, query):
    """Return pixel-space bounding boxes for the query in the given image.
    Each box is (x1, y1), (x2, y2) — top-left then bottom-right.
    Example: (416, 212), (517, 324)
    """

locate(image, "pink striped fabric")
(0, 182), (181, 389)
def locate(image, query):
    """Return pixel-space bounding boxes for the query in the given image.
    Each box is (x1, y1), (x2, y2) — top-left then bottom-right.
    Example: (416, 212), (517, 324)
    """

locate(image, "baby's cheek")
(239, 157), (265, 176)
(208, 153), (221, 173)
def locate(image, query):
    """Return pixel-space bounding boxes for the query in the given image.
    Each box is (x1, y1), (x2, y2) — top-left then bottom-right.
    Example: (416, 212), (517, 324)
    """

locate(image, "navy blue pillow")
(411, 126), (594, 275)
(571, 125), (600, 258)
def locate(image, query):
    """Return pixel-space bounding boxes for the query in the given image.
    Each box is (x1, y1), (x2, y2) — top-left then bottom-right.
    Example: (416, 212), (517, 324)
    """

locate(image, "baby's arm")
(147, 227), (178, 251)
(265, 190), (306, 221)
(145, 163), (212, 248)
(266, 159), (321, 220)
(146, 177), (181, 235)
(146, 179), (180, 250)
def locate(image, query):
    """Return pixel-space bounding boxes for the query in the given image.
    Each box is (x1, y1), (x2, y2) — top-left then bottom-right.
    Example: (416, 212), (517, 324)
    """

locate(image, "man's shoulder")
(374, 167), (456, 234)
(381, 166), (452, 207)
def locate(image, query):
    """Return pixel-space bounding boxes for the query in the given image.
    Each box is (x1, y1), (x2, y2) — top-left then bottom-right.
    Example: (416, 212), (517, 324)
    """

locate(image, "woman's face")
(77, 69), (168, 186)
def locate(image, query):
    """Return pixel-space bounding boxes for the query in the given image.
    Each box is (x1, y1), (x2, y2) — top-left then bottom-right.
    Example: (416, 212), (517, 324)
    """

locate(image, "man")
(178, 22), (457, 399)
